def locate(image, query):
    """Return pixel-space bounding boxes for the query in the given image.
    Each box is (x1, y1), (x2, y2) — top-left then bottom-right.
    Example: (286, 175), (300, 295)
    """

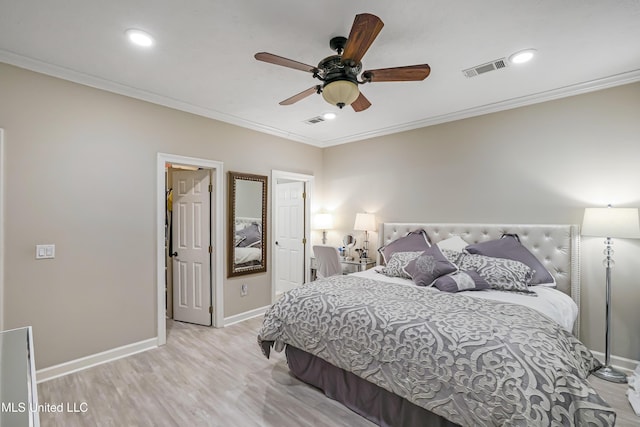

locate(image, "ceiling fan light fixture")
(322, 80), (359, 109)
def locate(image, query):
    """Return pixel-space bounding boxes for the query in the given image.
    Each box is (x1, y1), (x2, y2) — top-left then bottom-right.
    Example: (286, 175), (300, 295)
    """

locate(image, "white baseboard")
(36, 337), (158, 383)
(590, 350), (639, 374)
(224, 305), (269, 327)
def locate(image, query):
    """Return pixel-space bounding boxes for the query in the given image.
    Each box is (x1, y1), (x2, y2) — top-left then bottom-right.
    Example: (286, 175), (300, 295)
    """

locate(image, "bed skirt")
(285, 345), (460, 427)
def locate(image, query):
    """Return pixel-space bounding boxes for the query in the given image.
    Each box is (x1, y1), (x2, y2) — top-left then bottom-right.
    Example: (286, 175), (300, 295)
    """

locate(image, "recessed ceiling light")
(126, 29), (154, 47)
(509, 49), (536, 64)
(322, 112), (337, 120)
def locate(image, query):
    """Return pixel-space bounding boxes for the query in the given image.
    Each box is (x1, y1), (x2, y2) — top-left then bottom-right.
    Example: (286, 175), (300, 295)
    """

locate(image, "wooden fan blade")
(351, 92), (371, 112)
(362, 64), (431, 82)
(341, 13), (384, 65)
(279, 86), (320, 105)
(255, 52), (317, 73)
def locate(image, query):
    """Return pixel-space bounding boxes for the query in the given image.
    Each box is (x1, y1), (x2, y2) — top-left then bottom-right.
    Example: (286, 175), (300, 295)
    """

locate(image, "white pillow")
(436, 235), (469, 252)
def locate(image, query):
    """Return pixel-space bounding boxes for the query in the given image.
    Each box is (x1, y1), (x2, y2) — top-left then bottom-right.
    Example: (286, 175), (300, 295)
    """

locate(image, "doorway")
(166, 166), (212, 326)
(157, 153), (223, 346)
(271, 170), (313, 301)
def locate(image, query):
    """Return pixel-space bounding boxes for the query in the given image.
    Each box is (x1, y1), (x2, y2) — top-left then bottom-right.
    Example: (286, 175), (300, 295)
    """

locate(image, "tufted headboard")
(235, 216), (261, 231)
(380, 223), (581, 336)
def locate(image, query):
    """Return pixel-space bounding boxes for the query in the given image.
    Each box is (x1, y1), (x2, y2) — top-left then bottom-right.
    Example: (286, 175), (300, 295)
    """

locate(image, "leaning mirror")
(228, 171), (268, 277)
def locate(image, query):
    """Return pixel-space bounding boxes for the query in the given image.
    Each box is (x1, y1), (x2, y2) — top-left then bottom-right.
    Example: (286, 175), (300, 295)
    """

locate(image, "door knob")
(171, 251), (178, 257)
(275, 241), (279, 245)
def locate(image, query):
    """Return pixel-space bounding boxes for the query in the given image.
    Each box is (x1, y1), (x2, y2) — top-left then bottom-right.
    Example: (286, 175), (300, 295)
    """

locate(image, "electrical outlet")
(241, 284), (248, 296)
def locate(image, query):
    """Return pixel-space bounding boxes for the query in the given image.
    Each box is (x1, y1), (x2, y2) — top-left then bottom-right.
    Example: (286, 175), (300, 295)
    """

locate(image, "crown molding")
(0, 49), (320, 146)
(319, 68), (640, 147)
(2, 49), (639, 149)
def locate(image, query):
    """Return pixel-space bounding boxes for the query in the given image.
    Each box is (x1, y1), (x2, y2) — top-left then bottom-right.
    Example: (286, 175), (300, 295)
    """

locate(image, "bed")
(258, 223), (615, 426)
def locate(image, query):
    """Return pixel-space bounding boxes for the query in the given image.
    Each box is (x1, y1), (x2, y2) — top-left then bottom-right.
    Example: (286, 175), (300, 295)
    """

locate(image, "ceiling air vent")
(304, 116), (326, 125)
(462, 58), (508, 78)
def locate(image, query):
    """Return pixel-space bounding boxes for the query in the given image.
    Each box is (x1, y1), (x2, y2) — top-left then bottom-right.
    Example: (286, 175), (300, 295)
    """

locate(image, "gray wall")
(1, 60), (639, 369)
(0, 63), (322, 369)
(321, 82), (640, 361)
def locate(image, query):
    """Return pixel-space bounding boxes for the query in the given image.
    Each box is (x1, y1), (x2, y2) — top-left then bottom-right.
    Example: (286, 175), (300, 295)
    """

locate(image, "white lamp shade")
(581, 207), (640, 238)
(313, 213), (333, 230)
(354, 213), (376, 231)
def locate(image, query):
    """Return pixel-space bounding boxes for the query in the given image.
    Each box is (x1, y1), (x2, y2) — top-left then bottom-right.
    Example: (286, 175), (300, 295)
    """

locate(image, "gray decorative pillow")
(236, 222), (261, 247)
(403, 246), (458, 287)
(378, 229), (431, 265)
(234, 235), (247, 247)
(380, 251), (423, 279)
(456, 253), (534, 293)
(465, 235), (554, 286)
(433, 270), (490, 293)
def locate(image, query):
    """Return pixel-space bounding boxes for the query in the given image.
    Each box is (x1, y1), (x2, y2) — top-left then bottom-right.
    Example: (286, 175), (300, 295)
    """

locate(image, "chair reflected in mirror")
(313, 245), (342, 279)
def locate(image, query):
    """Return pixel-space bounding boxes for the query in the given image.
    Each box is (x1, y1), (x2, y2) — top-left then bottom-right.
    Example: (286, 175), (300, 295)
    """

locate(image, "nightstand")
(310, 257), (376, 281)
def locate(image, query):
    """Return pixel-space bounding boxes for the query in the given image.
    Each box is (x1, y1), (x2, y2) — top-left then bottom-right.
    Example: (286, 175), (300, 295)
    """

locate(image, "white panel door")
(172, 169), (211, 325)
(275, 181), (305, 294)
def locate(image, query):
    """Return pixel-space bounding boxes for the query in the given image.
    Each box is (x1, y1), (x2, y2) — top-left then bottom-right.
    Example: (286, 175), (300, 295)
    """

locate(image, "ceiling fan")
(255, 13), (431, 112)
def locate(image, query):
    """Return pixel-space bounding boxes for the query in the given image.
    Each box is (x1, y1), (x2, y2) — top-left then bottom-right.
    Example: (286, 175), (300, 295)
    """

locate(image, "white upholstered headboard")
(380, 223), (581, 336)
(235, 217), (261, 231)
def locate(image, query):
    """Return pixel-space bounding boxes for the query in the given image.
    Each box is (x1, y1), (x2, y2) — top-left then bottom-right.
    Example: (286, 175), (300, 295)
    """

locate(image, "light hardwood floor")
(38, 317), (639, 427)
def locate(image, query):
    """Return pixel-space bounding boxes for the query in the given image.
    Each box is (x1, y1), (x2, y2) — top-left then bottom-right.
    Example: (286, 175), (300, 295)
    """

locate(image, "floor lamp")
(582, 206), (640, 383)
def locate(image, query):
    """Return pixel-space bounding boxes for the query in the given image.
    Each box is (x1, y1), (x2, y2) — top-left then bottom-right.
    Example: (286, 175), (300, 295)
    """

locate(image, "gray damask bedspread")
(258, 275), (615, 426)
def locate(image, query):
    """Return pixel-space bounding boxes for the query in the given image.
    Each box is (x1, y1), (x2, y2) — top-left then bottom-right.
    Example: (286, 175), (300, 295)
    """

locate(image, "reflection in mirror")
(342, 234), (357, 260)
(228, 172), (268, 277)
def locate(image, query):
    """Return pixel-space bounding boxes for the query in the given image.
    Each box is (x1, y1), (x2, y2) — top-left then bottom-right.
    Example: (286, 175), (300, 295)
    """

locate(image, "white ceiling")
(1, 1), (639, 148)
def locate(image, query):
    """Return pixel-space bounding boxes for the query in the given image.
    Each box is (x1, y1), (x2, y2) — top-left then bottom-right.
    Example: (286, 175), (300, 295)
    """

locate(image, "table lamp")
(354, 213), (376, 259)
(314, 213), (333, 245)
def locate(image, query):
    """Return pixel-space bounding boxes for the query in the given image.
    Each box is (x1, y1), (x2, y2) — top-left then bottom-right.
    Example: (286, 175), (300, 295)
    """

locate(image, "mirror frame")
(227, 171), (268, 277)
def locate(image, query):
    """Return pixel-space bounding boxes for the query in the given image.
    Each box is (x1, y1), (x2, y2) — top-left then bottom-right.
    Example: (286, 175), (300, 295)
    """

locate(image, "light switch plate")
(36, 244), (55, 259)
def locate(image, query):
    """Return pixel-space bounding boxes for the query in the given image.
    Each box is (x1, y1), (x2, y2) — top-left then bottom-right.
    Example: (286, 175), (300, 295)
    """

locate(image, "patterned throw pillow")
(465, 235), (555, 286)
(440, 249), (464, 265)
(433, 270), (490, 292)
(378, 229), (431, 265)
(456, 253), (534, 293)
(380, 251), (423, 279)
(403, 246), (458, 287)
